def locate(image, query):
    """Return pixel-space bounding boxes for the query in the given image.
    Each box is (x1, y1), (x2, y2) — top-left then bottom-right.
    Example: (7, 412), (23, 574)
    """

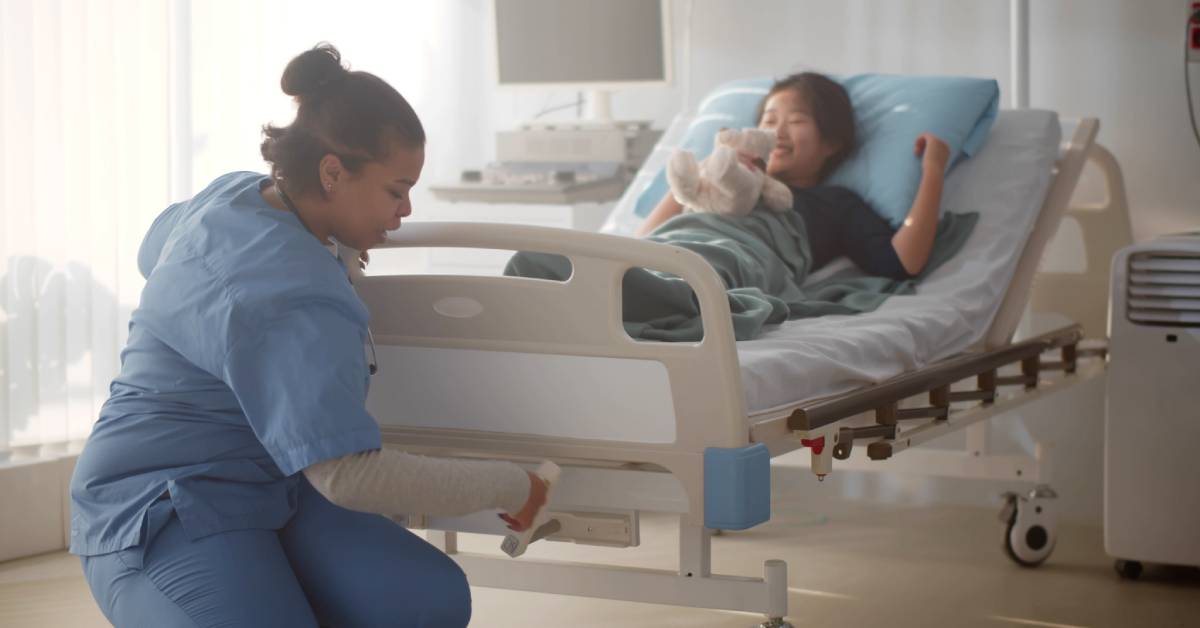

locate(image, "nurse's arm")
(303, 448), (544, 527)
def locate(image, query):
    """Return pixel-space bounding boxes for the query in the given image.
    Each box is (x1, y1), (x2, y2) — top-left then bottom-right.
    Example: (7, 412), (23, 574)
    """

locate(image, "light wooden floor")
(3, 496), (1197, 627)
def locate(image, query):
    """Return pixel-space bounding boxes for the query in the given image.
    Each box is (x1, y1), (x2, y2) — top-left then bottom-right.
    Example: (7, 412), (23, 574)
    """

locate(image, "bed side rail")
(340, 222), (750, 450)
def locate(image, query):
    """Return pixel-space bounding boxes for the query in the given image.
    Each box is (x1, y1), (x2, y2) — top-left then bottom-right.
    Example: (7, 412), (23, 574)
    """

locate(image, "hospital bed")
(339, 109), (1114, 626)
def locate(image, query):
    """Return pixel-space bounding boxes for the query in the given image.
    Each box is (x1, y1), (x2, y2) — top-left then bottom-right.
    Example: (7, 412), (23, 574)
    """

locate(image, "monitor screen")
(494, 0), (669, 86)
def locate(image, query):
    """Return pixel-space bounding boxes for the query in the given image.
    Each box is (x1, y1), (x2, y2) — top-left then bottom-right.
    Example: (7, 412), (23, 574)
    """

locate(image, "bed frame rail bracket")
(875, 403), (898, 426)
(866, 440), (894, 460)
(833, 425), (897, 460)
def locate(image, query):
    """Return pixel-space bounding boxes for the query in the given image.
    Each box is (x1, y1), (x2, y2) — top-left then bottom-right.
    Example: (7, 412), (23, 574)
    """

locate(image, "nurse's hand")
(498, 471), (550, 532)
(358, 250), (370, 270)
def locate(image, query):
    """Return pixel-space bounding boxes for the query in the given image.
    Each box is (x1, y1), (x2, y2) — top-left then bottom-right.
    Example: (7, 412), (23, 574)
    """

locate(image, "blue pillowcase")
(633, 74), (1000, 228)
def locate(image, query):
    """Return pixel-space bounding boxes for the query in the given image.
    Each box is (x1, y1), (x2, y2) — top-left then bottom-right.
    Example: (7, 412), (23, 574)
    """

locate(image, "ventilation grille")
(1127, 254), (1200, 326)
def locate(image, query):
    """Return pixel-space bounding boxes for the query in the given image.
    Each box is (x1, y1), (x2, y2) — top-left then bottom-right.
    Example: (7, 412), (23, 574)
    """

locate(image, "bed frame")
(339, 118), (1109, 627)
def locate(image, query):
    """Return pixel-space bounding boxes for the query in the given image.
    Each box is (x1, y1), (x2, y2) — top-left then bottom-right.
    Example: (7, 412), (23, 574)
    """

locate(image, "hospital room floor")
(2, 475), (1197, 627)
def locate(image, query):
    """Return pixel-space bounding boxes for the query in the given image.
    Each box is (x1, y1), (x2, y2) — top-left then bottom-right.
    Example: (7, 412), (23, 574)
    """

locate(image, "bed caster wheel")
(999, 486), (1057, 567)
(1114, 559), (1143, 580)
(755, 618), (793, 628)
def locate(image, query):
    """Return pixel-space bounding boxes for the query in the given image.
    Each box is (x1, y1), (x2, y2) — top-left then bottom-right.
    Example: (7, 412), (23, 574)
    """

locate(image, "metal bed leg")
(1034, 441), (1054, 485)
(427, 529), (458, 554)
(756, 559), (793, 628)
(680, 518), (792, 626)
(678, 518), (712, 578)
(966, 422), (988, 458)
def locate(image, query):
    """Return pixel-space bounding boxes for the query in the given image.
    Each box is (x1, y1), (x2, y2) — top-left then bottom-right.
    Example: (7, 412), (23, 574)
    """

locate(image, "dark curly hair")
(260, 43), (425, 198)
(755, 72), (856, 182)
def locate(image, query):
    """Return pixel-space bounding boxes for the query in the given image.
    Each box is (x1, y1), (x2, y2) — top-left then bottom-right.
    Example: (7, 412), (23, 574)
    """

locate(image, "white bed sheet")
(736, 110), (1062, 419)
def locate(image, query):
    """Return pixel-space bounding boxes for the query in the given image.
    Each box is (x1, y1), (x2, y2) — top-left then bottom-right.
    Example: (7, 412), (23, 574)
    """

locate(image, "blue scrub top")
(69, 171), (382, 560)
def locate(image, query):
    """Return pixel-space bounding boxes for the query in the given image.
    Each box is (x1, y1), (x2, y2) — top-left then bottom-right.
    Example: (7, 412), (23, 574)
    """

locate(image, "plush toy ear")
(715, 127), (737, 147)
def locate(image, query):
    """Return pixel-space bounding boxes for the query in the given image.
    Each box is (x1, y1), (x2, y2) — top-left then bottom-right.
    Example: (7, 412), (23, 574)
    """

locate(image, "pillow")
(632, 74), (1000, 228)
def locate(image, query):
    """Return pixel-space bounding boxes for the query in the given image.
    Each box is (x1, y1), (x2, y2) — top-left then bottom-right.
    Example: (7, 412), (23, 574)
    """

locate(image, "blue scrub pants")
(80, 477), (471, 627)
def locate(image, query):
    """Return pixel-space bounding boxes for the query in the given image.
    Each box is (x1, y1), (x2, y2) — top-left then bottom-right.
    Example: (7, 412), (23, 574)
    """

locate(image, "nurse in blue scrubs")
(69, 44), (545, 627)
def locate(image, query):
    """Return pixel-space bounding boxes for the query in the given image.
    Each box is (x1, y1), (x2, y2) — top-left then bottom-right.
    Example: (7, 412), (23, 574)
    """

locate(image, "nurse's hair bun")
(263, 42), (424, 197)
(280, 43), (348, 98)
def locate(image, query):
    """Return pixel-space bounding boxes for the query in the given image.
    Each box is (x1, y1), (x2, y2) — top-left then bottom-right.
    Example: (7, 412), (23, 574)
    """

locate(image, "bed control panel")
(503, 510), (639, 557)
(532, 510), (640, 549)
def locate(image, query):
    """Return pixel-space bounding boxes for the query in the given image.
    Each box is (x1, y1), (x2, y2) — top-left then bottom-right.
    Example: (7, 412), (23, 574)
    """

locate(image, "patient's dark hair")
(261, 43), (425, 197)
(755, 72), (856, 181)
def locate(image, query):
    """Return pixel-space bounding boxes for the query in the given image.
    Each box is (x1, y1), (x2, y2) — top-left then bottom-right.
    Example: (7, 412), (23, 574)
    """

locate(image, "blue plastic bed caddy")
(703, 443), (771, 530)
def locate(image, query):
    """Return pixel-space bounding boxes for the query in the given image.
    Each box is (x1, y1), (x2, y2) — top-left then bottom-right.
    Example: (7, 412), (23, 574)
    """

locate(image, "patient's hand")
(499, 471), (550, 532)
(914, 132), (949, 173)
(735, 150), (765, 172)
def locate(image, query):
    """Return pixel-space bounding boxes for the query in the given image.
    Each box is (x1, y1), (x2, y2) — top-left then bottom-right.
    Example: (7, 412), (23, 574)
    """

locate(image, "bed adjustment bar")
(788, 324), (1090, 460)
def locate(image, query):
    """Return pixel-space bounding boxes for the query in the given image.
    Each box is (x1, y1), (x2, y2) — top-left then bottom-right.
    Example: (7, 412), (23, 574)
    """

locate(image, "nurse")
(69, 44), (545, 627)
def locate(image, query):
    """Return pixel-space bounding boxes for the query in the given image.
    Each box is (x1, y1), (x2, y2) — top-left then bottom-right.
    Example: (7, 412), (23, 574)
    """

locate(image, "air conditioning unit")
(1105, 233), (1200, 579)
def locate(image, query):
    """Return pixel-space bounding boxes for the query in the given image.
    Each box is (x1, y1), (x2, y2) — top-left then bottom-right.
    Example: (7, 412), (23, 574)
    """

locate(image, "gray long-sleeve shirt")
(303, 449), (531, 517)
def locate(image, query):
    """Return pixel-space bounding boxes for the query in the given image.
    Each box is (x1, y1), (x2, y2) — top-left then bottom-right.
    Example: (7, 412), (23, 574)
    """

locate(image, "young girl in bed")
(636, 72), (949, 281)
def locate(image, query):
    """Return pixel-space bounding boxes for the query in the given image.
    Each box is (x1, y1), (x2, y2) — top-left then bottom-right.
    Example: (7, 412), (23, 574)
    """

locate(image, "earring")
(326, 183), (333, 191)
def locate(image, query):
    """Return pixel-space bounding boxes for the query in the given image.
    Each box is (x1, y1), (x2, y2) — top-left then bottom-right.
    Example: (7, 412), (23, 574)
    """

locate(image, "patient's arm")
(304, 448), (532, 519)
(635, 192), (684, 237)
(892, 132), (949, 275)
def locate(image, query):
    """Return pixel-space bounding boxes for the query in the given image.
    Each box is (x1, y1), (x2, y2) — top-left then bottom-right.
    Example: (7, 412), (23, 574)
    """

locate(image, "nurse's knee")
(413, 555), (471, 628)
(368, 550), (470, 628)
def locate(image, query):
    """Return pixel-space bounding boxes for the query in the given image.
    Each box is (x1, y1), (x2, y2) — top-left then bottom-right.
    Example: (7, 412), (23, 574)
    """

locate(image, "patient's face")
(758, 89), (836, 188)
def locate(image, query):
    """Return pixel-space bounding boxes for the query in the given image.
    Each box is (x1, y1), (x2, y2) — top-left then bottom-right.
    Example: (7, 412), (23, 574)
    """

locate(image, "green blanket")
(504, 208), (978, 341)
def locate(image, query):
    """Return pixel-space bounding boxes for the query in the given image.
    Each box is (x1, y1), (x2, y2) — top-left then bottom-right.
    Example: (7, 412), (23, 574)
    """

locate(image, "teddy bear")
(666, 127), (793, 217)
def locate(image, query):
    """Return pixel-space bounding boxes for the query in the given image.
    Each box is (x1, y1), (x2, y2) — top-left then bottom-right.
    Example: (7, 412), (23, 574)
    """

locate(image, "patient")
(636, 72), (948, 280)
(505, 72), (976, 342)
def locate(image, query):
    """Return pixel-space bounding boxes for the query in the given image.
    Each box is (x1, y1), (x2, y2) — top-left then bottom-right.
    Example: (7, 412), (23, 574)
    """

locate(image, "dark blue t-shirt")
(792, 185), (913, 280)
